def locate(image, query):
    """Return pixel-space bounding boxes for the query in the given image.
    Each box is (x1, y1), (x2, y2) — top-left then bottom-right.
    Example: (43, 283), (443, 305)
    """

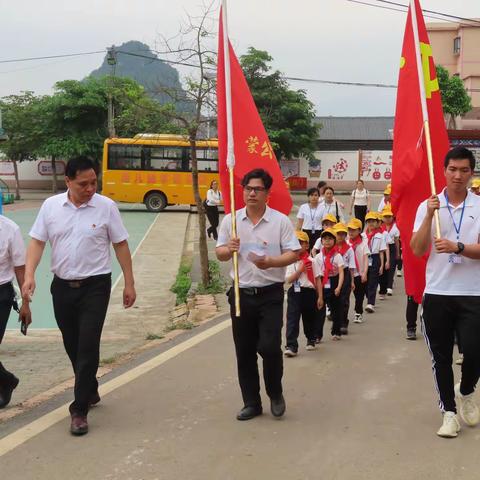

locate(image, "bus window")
(108, 144), (143, 170)
(145, 145), (186, 171)
(187, 148), (219, 172)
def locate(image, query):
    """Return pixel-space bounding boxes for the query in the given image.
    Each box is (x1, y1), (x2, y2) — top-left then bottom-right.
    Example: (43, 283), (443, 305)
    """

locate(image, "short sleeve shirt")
(413, 189), (480, 296)
(285, 259), (315, 289)
(385, 224), (400, 245)
(349, 238), (370, 277)
(217, 206), (301, 288)
(0, 216), (26, 285)
(342, 247), (356, 271)
(351, 189), (369, 207)
(363, 231), (386, 254)
(312, 252), (344, 278)
(297, 203), (325, 231)
(29, 192), (129, 280)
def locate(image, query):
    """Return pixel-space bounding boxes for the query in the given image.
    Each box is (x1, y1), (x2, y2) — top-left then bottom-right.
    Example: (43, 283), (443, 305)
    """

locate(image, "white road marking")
(0, 318), (230, 458)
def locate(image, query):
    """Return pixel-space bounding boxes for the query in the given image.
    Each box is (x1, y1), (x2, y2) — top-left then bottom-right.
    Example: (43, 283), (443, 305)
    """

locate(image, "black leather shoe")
(236, 405), (262, 421)
(0, 375), (19, 409)
(270, 395), (286, 418)
(89, 391), (101, 407)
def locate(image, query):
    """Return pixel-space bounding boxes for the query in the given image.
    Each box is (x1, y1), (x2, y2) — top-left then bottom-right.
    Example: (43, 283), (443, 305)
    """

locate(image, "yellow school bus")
(102, 134), (219, 212)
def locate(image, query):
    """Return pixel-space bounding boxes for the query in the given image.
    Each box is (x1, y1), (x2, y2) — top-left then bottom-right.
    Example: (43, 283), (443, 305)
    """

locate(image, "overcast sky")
(1, 0), (479, 116)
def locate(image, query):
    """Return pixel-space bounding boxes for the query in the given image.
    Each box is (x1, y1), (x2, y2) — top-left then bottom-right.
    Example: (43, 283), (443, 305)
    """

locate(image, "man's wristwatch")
(455, 242), (465, 255)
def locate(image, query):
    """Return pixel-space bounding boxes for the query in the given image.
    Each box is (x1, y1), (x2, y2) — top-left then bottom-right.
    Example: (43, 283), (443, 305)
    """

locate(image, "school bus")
(102, 134), (219, 212)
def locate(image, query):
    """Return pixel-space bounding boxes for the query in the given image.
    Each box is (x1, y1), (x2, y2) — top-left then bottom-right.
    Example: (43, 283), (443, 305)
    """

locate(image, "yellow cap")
(322, 213), (337, 224)
(382, 207), (394, 217)
(472, 178), (480, 188)
(365, 212), (378, 222)
(320, 228), (337, 240)
(347, 218), (363, 230)
(384, 187), (392, 195)
(333, 222), (348, 234)
(295, 230), (310, 243)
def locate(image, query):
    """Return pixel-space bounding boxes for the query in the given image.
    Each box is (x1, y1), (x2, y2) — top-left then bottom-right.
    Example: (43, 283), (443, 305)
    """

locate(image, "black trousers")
(422, 294), (480, 413)
(229, 284), (284, 408)
(315, 275), (342, 337)
(51, 274), (111, 415)
(354, 205), (368, 228)
(303, 229), (322, 253)
(285, 286), (317, 352)
(406, 296), (419, 331)
(397, 240), (403, 271)
(379, 244), (397, 294)
(0, 282), (15, 387)
(205, 205), (219, 240)
(340, 269), (352, 328)
(353, 275), (367, 315)
(366, 254), (380, 305)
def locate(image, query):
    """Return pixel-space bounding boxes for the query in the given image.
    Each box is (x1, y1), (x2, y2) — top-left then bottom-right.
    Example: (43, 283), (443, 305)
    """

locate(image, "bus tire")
(145, 192), (167, 212)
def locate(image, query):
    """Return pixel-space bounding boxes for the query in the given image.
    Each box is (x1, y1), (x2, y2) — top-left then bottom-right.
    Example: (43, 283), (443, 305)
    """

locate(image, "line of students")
(285, 207), (401, 356)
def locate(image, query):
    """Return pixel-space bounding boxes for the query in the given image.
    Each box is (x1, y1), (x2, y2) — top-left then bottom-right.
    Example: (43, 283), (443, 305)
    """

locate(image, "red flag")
(391, 0), (449, 303)
(216, 11), (292, 215)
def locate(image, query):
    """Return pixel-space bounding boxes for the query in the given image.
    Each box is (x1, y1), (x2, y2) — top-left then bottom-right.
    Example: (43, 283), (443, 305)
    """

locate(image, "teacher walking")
(350, 179), (370, 227)
(205, 180), (222, 241)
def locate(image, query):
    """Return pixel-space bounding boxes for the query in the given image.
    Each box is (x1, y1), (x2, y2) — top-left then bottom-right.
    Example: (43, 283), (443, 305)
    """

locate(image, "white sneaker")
(456, 354), (464, 365)
(326, 306), (332, 321)
(365, 304), (375, 313)
(306, 344), (316, 351)
(353, 313), (363, 324)
(455, 383), (480, 427)
(387, 288), (393, 296)
(284, 348), (297, 358)
(437, 411), (461, 438)
(379, 294), (386, 301)
(396, 271), (402, 277)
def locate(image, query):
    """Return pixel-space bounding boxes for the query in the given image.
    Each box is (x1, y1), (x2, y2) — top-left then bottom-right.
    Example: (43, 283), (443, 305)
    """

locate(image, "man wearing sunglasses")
(216, 168), (300, 421)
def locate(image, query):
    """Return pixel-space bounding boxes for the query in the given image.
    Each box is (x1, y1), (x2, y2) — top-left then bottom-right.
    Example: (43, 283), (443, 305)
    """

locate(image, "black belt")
(0, 282), (13, 291)
(54, 273), (111, 289)
(239, 283), (284, 296)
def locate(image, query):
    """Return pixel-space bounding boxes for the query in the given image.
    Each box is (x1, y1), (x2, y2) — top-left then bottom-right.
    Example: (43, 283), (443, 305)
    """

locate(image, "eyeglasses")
(244, 186), (266, 194)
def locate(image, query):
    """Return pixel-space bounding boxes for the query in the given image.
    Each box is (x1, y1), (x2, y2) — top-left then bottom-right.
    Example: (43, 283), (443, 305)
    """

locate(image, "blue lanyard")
(444, 192), (466, 240)
(309, 205), (318, 226)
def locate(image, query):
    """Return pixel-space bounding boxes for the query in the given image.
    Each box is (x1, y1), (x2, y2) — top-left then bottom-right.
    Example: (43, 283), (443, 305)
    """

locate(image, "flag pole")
(222, 0), (241, 316)
(410, 0), (441, 238)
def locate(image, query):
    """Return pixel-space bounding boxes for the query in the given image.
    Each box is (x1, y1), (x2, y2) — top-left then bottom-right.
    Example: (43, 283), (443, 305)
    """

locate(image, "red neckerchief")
(299, 251), (315, 285)
(385, 222), (395, 233)
(366, 228), (381, 250)
(379, 224), (386, 232)
(322, 247), (337, 286)
(336, 242), (349, 257)
(349, 236), (363, 271)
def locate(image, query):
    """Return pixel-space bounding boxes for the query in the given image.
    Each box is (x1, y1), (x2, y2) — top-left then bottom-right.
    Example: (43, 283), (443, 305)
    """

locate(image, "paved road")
(0, 279), (476, 479)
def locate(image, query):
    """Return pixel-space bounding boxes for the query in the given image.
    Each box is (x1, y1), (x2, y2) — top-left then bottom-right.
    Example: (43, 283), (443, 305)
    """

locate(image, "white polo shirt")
(312, 251), (344, 279)
(0, 216), (26, 286)
(216, 206), (300, 288)
(30, 192), (129, 280)
(297, 203), (325, 231)
(385, 224), (400, 245)
(363, 231), (386, 255)
(349, 238), (370, 277)
(414, 189), (480, 296)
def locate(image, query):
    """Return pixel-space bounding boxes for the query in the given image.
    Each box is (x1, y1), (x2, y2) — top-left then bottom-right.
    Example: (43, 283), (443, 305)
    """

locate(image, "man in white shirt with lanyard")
(411, 147), (480, 438)
(23, 156), (136, 436)
(216, 168), (300, 421)
(0, 216), (31, 408)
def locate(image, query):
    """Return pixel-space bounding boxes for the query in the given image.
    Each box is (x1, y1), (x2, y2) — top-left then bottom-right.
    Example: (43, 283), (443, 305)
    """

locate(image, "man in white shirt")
(216, 168), (300, 421)
(22, 156), (136, 436)
(411, 147), (480, 439)
(0, 216), (31, 408)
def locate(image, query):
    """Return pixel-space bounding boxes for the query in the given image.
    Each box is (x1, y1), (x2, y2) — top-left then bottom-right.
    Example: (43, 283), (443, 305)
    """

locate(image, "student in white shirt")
(0, 216), (31, 408)
(205, 180), (222, 240)
(411, 147), (480, 438)
(378, 207), (400, 297)
(348, 218), (370, 323)
(363, 212), (386, 313)
(334, 223), (356, 335)
(350, 180), (370, 227)
(23, 156), (136, 436)
(312, 214), (337, 256)
(296, 187), (325, 251)
(313, 228), (344, 341)
(377, 185), (391, 212)
(216, 168), (300, 421)
(284, 231), (318, 357)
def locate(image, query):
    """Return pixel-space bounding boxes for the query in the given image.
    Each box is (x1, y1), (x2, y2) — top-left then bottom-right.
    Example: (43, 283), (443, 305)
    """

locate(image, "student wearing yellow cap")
(312, 214), (337, 256)
(363, 212), (386, 313)
(378, 207), (400, 299)
(313, 228), (345, 341)
(284, 231), (318, 357)
(348, 218), (370, 323)
(470, 178), (480, 196)
(377, 185), (392, 213)
(334, 223), (356, 335)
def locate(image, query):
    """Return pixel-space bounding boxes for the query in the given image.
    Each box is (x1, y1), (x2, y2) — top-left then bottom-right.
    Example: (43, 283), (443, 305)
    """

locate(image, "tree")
(437, 65), (472, 129)
(240, 47), (318, 160)
(154, 1), (217, 287)
(0, 92), (40, 199)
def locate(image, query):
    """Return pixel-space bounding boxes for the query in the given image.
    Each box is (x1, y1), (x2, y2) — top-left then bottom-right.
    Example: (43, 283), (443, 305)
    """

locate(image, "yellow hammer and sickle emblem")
(420, 42), (439, 98)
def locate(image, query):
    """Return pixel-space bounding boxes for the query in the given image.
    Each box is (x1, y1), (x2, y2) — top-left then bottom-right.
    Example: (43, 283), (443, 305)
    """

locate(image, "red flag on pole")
(391, 0), (450, 304)
(216, 10), (293, 215)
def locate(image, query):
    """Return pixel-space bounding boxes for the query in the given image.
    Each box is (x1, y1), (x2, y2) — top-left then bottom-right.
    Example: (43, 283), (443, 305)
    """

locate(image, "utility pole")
(107, 46), (117, 138)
